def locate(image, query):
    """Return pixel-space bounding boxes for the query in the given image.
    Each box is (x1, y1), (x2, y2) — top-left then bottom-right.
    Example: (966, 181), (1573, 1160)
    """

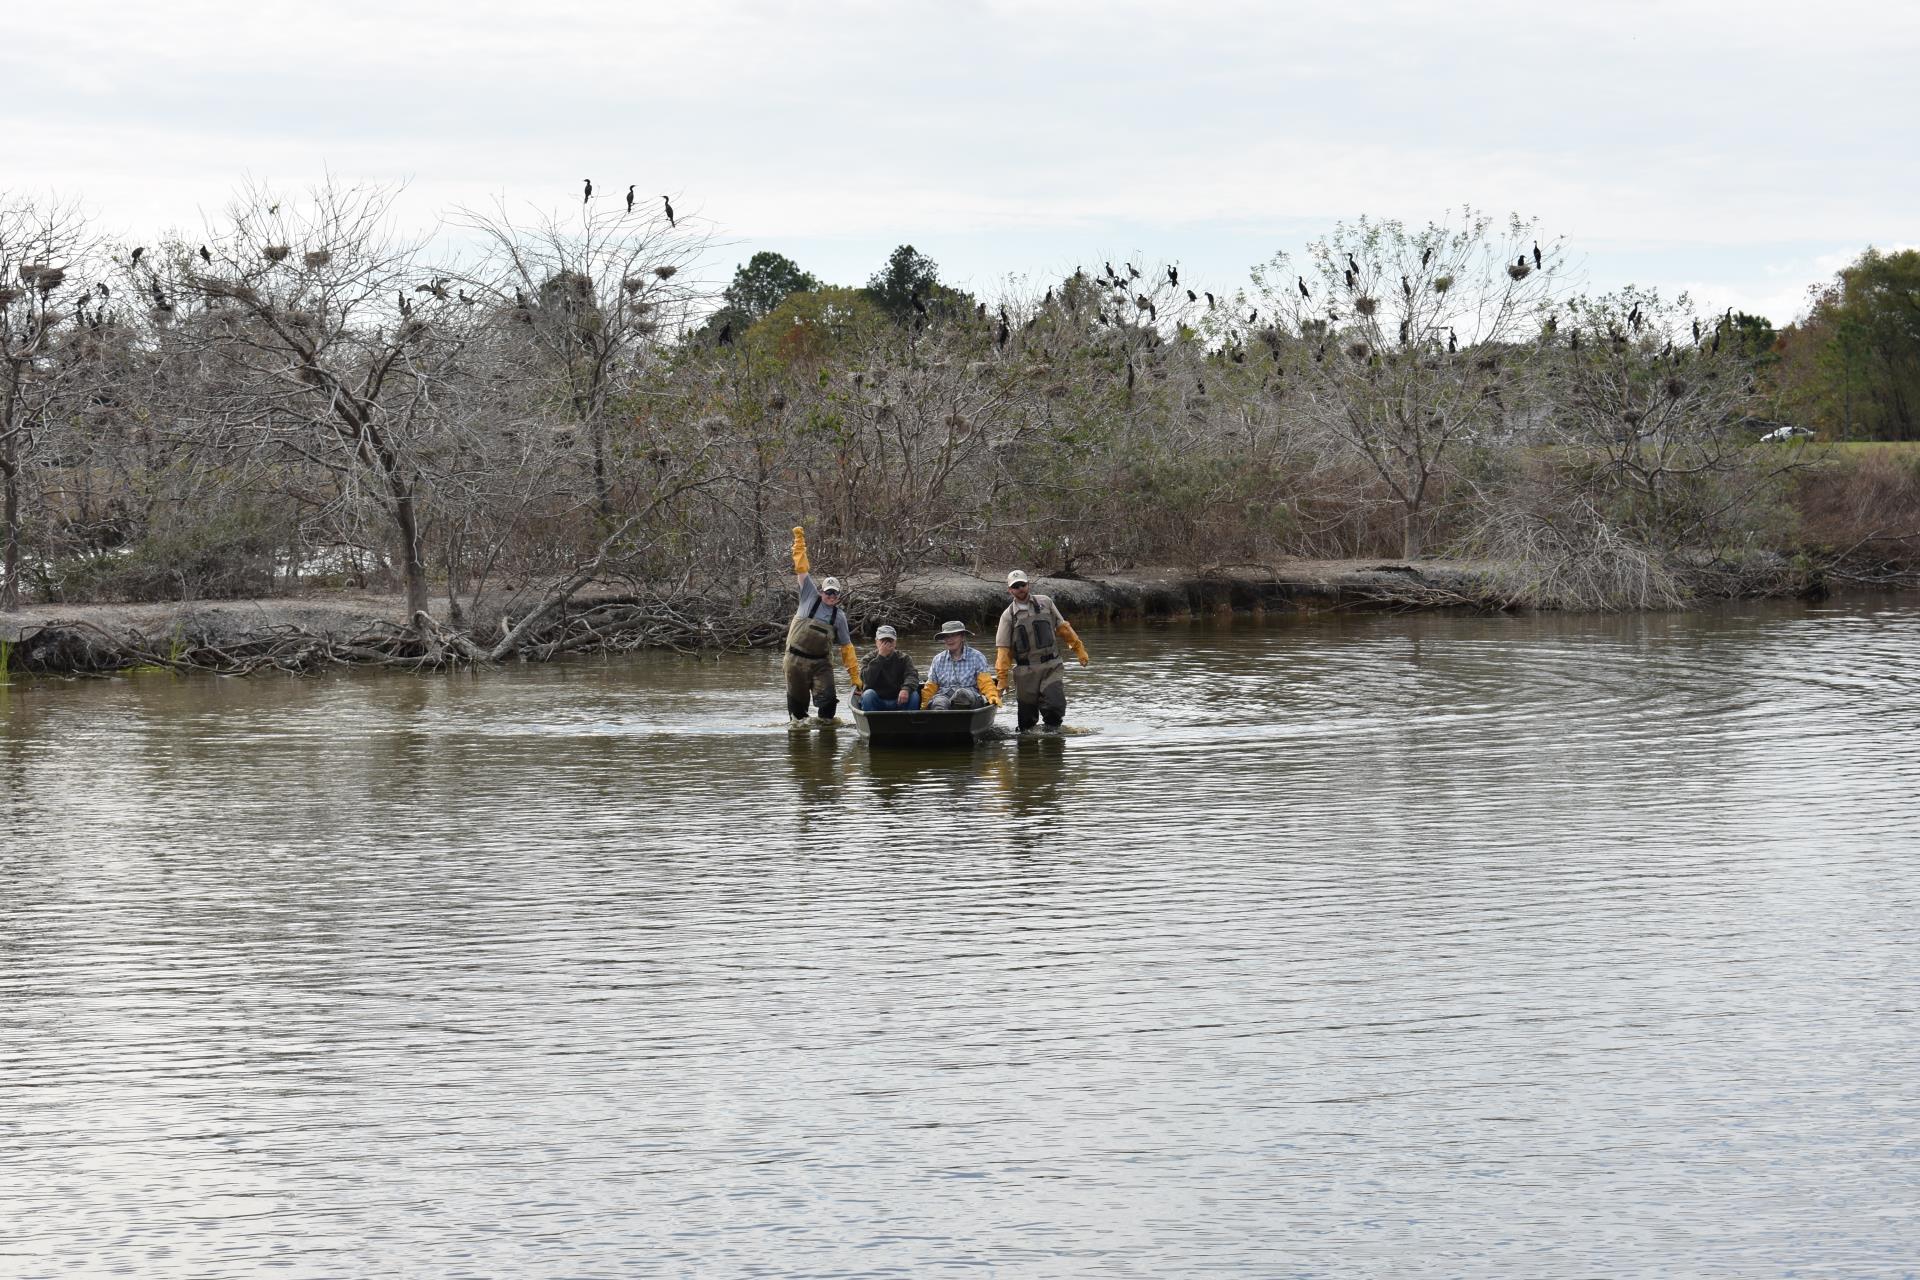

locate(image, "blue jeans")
(860, 688), (922, 712)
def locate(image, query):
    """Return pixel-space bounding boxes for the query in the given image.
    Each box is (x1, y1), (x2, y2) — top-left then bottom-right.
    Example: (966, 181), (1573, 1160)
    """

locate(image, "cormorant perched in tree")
(1401, 274), (1412, 299)
(625, 185), (635, 213)
(1692, 317), (1701, 342)
(976, 301), (986, 319)
(1345, 267), (1355, 290)
(717, 320), (733, 346)
(1187, 289), (1197, 303)
(1347, 253), (1359, 276)
(398, 291), (412, 317)
(1125, 361), (1135, 390)
(199, 245), (211, 265)
(1711, 331), (1721, 355)
(1044, 286), (1054, 305)
(1399, 318), (1410, 344)
(1105, 261), (1117, 282)
(1723, 306), (1733, 326)
(1126, 262), (1140, 280)
(1421, 246), (1432, 269)
(130, 246), (145, 266)
(997, 317), (1010, 347)
(912, 294), (928, 317)
(583, 178), (592, 204)
(1544, 314), (1557, 337)
(1167, 265), (1178, 285)
(1297, 276), (1309, 299)
(97, 282), (110, 298)
(515, 288), (529, 308)
(1533, 241), (1542, 270)
(1205, 292), (1215, 309)
(1447, 328), (1457, 353)
(662, 196), (675, 227)
(1249, 309), (1258, 323)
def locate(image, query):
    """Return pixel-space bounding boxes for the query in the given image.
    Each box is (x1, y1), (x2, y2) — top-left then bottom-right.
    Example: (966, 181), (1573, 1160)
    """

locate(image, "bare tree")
(1254, 210), (1568, 558)
(0, 194), (99, 609)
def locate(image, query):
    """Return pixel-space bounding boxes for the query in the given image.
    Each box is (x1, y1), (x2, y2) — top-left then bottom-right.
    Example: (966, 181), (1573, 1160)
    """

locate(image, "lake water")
(3, 595), (1918, 1277)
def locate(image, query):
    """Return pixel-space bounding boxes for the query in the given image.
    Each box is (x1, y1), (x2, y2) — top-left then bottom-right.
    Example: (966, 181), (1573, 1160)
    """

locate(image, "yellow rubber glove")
(995, 645), (1012, 691)
(974, 672), (1002, 706)
(791, 526), (809, 576)
(840, 643), (862, 692)
(922, 679), (939, 704)
(1057, 621), (1090, 666)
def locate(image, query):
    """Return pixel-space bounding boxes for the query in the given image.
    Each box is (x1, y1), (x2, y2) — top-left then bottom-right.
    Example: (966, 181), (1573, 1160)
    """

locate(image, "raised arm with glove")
(791, 526), (809, 576)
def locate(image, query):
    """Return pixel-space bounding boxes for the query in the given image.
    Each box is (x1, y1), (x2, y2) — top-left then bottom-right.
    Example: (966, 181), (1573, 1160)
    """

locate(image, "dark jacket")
(859, 648), (920, 698)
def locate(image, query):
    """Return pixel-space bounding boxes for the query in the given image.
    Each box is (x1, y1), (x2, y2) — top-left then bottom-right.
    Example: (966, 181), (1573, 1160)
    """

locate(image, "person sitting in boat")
(858, 625), (922, 712)
(784, 525), (861, 723)
(920, 620), (1003, 710)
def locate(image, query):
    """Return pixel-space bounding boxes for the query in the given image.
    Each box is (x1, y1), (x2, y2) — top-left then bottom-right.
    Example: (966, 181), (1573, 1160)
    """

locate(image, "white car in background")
(1759, 425), (1815, 442)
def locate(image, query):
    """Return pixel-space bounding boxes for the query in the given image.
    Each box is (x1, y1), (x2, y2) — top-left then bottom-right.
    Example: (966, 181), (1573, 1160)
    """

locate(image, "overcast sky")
(6, 0), (1913, 324)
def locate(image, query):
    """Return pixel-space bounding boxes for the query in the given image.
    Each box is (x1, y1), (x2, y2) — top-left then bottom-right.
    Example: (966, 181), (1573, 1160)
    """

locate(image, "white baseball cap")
(820, 577), (842, 593)
(1006, 569), (1029, 586)
(874, 625), (897, 640)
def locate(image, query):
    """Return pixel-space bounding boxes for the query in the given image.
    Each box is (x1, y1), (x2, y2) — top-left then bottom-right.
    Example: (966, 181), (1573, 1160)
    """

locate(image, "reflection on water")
(4, 596), (1919, 1276)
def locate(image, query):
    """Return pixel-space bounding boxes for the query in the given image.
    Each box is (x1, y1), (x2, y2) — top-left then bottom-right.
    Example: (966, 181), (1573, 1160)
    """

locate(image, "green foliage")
(863, 244), (947, 322)
(723, 251), (820, 322)
(39, 507), (285, 603)
(1777, 247), (1920, 441)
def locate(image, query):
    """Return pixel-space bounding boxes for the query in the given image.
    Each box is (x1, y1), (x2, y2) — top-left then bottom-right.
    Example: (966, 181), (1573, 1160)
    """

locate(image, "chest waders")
(784, 600), (841, 719)
(1009, 603), (1067, 730)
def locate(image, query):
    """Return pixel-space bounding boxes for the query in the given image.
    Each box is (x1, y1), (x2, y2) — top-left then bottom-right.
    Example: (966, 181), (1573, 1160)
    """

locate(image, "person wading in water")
(994, 570), (1090, 731)
(785, 526), (861, 723)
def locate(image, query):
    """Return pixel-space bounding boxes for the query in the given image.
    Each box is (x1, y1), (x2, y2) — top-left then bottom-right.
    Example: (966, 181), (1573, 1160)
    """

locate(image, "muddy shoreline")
(0, 560), (1497, 677)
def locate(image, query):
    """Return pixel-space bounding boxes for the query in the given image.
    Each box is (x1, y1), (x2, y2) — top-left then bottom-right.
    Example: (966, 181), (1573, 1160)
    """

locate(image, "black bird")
(1421, 246), (1432, 269)
(1447, 328), (1457, 354)
(1571, 330), (1581, 351)
(1544, 314), (1558, 337)
(457, 289), (475, 306)
(1344, 267), (1355, 290)
(1044, 287), (1054, 305)
(515, 288), (529, 308)
(912, 294), (928, 317)
(1711, 331), (1722, 355)
(1205, 292), (1215, 309)
(1231, 347), (1246, 363)
(1167, 265), (1178, 286)
(626, 185), (635, 213)
(1297, 276), (1309, 299)
(97, 282), (110, 298)
(1186, 289), (1197, 303)
(583, 178), (593, 204)
(130, 246), (145, 266)
(1347, 253), (1360, 276)
(1401, 274), (1412, 299)
(1692, 318), (1702, 342)
(1532, 241), (1542, 270)
(662, 196), (675, 227)
(997, 317), (1010, 347)
(1724, 306), (1733, 326)
(1126, 262), (1140, 280)
(1125, 361), (1135, 390)
(398, 291), (412, 316)
(1105, 261), (1118, 281)
(976, 301), (986, 319)
(717, 321), (733, 346)
(199, 245), (211, 265)
(1517, 255), (1528, 269)
(1399, 318), (1410, 344)
(1249, 309), (1258, 323)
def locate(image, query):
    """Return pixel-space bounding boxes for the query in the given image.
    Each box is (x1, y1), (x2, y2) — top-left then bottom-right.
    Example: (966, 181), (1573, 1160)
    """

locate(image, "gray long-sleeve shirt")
(794, 574), (853, 646)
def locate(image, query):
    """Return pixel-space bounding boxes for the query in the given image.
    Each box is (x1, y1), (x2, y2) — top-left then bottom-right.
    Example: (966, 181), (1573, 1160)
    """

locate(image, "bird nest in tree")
(945, 413), (970, 432)
(0, 287), (19, 307)
(1346, 341), (1371, 361)
(302, 250), (332, 269)
(196, 276), (260, 304)
(652, 265), (678, 280)
(262, 245), (291, 263)
(1353, 295), (1378, 316)
(633, 319), (659, 337)
(20, 265), (66, 292)
(768, 390), (788, 411)
(1507, 263), (1532, 280)
(1432, 275), (1454, 294)
(622, 275), (647, 293)
(1665, 377), (1689, 399)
